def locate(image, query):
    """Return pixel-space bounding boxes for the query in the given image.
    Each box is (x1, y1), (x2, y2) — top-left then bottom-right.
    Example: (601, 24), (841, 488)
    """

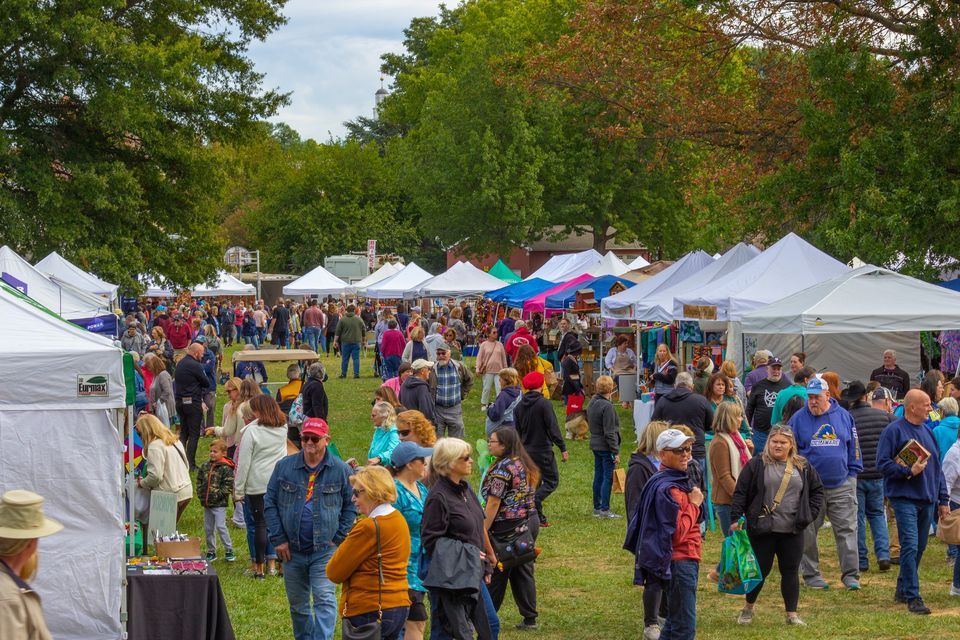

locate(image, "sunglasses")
(300, 434), (323, 444)
(459, 455), (472, 462)
(665, 446), (693, 455)
(398, 429), (412, 437)
(352, 488), (365, 497)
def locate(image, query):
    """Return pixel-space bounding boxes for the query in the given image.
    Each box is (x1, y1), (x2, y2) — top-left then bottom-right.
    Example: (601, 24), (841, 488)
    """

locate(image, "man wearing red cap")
(514, 371), (568, 527)
(265, 418), (356, 639)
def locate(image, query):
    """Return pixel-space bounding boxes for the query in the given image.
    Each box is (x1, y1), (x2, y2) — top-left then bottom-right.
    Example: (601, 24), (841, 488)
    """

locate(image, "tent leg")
(801, 335), (806, 357)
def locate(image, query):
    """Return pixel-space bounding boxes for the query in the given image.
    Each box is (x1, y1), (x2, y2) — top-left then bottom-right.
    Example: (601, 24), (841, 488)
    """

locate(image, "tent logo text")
(78, 374), (109, 397)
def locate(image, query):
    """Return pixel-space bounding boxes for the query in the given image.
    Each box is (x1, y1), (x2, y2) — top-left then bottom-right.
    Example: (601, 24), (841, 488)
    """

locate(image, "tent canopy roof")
(523, 273), (594, 315)
(544, 275), (634, 310)
(191, 271), (256, 297)
(627, 255), (651, 270)
(673, 233), (849, 321)
(0, 246), (113, 320)
(601, 250), (716, 318)
(363, 262), (433, 299)
(587, 251), (630, 277)
(34, 251), (118, 298)
(416, 261), (508, 297)
(488, 259), (521, 284)
(282, 264), (350, 296)
(349, 263), (402, 291)
(486, 278), (555, 308)
(740, 265), (960, 334)
(525, 249), (602, 283)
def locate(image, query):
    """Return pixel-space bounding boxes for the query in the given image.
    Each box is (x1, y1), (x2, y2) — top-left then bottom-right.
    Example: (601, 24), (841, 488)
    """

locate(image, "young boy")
(197, 439), (236, 561)
(624, 428), (703, 640)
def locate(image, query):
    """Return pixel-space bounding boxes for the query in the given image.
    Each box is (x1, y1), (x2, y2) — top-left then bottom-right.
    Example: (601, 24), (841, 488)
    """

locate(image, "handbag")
(288, 393), (305, 427)
(938, 509), (960, 545)
(342, 518), (382, 640)
(489, 524), (537, 570)
(752, 459), (793, 535)
(718, 518), (763, 594)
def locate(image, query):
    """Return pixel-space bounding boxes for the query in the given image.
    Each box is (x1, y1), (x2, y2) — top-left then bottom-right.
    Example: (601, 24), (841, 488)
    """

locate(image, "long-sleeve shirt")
(235, 421), (287, 498)
(670, 487), (702, 561)
(173, 356), (210, 402)
(789, 400), (862, 489)
(476, 340), (508, 374)
(942, 442), (960, 503)
(876, 416), (949, 505)
(514, 391), (566, 454)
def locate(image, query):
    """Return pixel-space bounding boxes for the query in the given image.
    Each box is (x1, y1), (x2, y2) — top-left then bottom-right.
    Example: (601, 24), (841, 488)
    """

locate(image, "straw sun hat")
(0, 490), (63, 539)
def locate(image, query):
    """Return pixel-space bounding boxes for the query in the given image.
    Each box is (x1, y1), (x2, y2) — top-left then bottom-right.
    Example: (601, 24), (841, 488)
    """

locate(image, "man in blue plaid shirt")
(433, 344), (466, 438)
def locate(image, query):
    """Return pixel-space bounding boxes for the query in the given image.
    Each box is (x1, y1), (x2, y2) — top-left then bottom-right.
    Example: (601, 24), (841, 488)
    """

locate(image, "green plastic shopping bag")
(718, 518), (763, 595)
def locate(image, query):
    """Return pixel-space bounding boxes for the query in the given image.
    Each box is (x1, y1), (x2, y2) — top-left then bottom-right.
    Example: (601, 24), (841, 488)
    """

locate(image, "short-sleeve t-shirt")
(481, 457), (535, 522)
(273, 306), (291, 333)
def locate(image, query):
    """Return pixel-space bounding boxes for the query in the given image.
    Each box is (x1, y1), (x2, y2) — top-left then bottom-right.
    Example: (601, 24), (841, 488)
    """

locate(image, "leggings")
(746, 530), (803, 611)
(246, 493), (268, 565)
(642, 581), (665, 627)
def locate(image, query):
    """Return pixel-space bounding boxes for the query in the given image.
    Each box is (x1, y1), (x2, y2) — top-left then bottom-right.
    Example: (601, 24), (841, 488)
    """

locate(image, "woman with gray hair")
(301, 361), (328, 420)
(368, 401), (401, 466)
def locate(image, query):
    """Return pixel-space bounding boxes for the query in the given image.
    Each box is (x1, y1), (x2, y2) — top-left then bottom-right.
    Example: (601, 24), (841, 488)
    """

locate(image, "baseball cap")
(806, 377), (828, 395)
(398, 362), (413, 375)
(522, 371), (544, 390)
(193, 335), (207, 343)
(435, 343), (450, 353)
(767, 357), (783, 367)
(872, 387), (894, 402)
(301, 418), (329, 438)
(391, 441), (433, 467)
(656, 428), (694, 451)
(411, 359), (434, 371)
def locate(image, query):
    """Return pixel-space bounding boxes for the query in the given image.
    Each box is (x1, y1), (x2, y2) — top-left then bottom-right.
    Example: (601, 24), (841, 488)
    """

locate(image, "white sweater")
(235, 420), (288, 498)
(213, 400), (244, 448)
(142, 440), (193, 502)
(943, 442), (960, 504)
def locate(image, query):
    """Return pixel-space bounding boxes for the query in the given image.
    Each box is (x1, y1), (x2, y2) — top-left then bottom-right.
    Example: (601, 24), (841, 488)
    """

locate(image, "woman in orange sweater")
(327, 465), (411, 639)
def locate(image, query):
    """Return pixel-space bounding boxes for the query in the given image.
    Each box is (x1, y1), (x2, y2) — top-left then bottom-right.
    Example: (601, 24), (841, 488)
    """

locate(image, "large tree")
(0, 0), (289, 292)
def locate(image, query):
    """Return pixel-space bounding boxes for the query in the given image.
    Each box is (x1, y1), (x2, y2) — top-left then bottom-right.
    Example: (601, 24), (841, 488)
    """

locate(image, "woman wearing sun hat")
(0, 489), (63, 640)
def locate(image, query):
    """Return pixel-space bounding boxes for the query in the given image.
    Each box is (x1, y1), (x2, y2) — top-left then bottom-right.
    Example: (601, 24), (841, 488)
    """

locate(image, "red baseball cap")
(301, 418), (329, 438)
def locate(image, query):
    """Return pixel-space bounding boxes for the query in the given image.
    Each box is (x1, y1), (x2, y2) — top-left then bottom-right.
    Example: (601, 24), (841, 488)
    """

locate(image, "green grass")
(176, 343), (960, 639)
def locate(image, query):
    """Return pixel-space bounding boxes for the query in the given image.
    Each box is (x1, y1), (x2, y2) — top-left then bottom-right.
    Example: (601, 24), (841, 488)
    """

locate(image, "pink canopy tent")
(522, 273), (594, 316)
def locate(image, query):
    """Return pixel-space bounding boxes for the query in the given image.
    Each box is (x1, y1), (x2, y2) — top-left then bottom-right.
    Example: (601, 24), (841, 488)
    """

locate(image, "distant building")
(446, 227), (650, 277)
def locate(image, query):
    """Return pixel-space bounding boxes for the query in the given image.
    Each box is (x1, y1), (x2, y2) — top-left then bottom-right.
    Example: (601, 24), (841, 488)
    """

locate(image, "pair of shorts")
(407, 589), (427, 622)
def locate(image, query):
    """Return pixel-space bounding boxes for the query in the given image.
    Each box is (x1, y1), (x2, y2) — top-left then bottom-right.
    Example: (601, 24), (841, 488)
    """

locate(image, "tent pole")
(127, 407), (135, 557)
(801, 335), (806, 357)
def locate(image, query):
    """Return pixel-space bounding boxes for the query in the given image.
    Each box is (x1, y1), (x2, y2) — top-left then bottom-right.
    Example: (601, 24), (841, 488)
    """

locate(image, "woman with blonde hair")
(730, 425), (824, 626)
(651, 344), (678, 403)
(707, 402), (753, 581)
(136, 414), (193, 522)
(396, 410), (437, 447)
(587, 376), (621, 518)
(402, 325), (436, 363)
(204, 377), (246, 457)
(486, 368), (522, 433)
(375, 385), (405, 412)
(368, 401), (401, 466)
(327, 466), (411, 640)
(144, 353), (176, 426)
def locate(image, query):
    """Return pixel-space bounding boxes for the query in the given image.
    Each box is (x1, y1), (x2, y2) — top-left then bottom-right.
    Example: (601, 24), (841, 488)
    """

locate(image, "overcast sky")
(246, 0), (444, 142)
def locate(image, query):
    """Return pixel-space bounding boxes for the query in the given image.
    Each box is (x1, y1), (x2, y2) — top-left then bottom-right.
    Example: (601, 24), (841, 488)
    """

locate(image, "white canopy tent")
(587, 251), (630, 277)
(282, 264), (350, 297)
(34, 251), (118, 299)
(414, 261), (508, 297)
(191, 270), (256, 297)
(140, 276), (175, 298)
(631, 243), (761, 322)
(601, 250), (716, 319)
(362, 262), (434, 299)
(347, 262), (402, 293)
(525, 249), (602, 283)
(627, 255), (651, 270)
(0, 281), (125, 640)
(673, 233), (850, 322)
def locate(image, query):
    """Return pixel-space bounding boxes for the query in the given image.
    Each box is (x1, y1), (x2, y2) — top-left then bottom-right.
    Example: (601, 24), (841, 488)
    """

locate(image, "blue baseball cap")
(806, 377), (828, 395)
(391, 441), (432, 467)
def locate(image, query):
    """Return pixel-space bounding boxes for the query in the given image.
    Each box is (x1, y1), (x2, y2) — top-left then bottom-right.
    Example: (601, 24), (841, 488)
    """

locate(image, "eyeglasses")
(398, 429), (411, 437)
(301, 434), (323, 444)
(459, 455), (472, 462)
(665, 446), (693, 455)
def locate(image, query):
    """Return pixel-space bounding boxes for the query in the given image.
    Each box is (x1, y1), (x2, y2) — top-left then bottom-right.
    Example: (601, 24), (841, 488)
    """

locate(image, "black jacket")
(848, 401), (892, 480)
(587, 394), (620, 453)
(731, 456), (824, 534)
(400, 376), (436, 424)
(746, 377), (791, 434)
(650, 387), (714, 459)
(173, 355), (210, 402)
(560, 356), (583, 396)
(514, 391), (566, 454)
(625, 452), (658, 524)
(870, 366), (912, 400)
(301, 377), (328, 420)
(557, 330), (580, 360)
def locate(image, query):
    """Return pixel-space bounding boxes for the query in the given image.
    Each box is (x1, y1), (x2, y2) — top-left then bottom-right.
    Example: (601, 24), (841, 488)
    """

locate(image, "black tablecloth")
(127, 566), (235, 640)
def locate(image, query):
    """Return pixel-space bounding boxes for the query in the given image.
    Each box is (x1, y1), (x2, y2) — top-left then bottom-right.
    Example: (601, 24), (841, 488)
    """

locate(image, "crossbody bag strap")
(770, 459), (794, 511)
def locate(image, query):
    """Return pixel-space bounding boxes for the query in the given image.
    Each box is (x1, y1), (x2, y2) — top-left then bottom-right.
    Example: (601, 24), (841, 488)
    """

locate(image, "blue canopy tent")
(486, 277), (554, 308)
(543, 275), (635, 310)
(941, 278), (960, 292)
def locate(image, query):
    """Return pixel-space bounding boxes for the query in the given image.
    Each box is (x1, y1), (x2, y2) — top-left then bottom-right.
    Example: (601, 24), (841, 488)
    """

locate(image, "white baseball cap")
(656, 428), (694, 451)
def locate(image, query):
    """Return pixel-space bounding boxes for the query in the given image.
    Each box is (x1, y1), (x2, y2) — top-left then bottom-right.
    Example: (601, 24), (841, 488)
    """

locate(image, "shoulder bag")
(752, 459), (793, 535)
(489, 522), (537, 570)
(341, 518), (382, 640)
(938, 509), (960, 545)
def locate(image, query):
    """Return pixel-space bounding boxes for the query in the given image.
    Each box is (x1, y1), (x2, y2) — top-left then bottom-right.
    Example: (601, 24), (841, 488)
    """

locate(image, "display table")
(127, 566), (235, 640)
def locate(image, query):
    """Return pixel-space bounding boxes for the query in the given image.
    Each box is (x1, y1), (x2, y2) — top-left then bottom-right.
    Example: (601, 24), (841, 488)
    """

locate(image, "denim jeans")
(857, 478), (890, 568)
(346, 606), (409, 640)
(340, 342), (361, 377)
(890, 497), (935, 601)
(283, 546), (338, 640)
(952, 501), (960, 588)
(751, 430), (768, 458)
(661, 559), (698, 640)
(713, 503), (732, 572)
(243, 335), (260, 349)
(303, 326), (321, 352)
(592, 451), (616, 511)
(382, 355), (401, 382)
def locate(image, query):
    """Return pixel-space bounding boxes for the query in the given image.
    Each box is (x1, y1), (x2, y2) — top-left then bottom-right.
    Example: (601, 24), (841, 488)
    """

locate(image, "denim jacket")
(264, 451), (356, 552)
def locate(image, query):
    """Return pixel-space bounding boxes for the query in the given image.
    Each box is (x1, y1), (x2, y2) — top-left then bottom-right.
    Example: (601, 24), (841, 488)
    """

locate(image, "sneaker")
(205, 551), (216, 562)
(592, 509), (602, 517)
(337, 375), (346, 379)
(843, 579), (861, 591)
(538, 514), (550, 528)
(480, 404), (488, 411)
(642, 624), (661, 640)
(599, 510), (622, 519)
(515, 621), (540, 631)
(736, 607), (754, 625)
(225, 551), (236, 562)
(908, 598), (931, 615)
(878, 559), (892, 572)
(804, 577), (830, 590)
(707, 569), (719, 583)
(950, 585), (960, 597)
(785, 615), (807, 626)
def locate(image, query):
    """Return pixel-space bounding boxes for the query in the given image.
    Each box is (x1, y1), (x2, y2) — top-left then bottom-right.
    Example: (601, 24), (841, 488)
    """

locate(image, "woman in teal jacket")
(367, 401), (401, 466)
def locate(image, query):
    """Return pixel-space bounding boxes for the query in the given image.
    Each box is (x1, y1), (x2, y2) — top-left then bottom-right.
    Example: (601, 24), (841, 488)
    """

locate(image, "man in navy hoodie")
(876, 389), (950, 615)
(789, 377), (863, 590)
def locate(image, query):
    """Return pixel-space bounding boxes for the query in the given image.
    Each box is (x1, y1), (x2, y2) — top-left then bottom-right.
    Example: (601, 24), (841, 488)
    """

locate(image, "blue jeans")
(340, 342), (360, 377)
(857, 478), (890, 568)
(303, 327), (321, 352)
(890, 497), (935, 601)
(661, 559), (698, 640)
(243, 335), (260, 349)
(242, 501), (275, 562)
(257, 327), (266, 343)
(592, 451), (616, 511)
(346, 606), (408, 640)
(751, 430), (767, 458)
(713, 503), (732, 572)
(283, 546), (338, 640)
(382, 355), (401, 382)
(952, 501), (960, 588)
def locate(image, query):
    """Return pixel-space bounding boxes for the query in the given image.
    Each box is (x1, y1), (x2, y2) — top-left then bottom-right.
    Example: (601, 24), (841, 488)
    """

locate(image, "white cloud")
(247, 0), (444, 141)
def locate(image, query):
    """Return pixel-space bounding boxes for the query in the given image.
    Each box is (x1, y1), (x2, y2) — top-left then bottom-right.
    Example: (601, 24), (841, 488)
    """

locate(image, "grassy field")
(176, 343), (960, 639)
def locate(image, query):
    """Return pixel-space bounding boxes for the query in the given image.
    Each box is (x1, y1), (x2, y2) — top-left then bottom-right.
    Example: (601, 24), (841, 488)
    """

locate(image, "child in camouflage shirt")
(197, 439), (236, 561)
